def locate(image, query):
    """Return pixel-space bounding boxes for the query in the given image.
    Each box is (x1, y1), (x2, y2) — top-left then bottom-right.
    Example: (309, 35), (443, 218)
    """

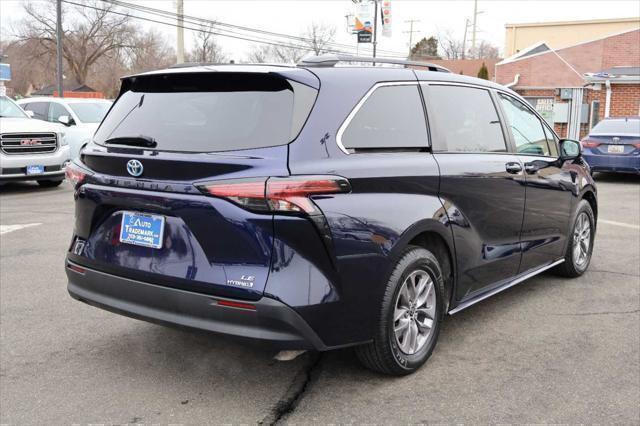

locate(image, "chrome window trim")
(335, 81), (421, 155)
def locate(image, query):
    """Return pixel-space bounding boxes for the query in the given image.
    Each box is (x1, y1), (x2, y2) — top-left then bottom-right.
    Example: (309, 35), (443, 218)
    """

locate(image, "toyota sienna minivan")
(65, 55), (597, 375)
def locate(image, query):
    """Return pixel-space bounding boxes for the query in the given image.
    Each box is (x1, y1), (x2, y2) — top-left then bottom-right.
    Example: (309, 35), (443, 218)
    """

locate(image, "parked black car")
(65, 55), (597, 375)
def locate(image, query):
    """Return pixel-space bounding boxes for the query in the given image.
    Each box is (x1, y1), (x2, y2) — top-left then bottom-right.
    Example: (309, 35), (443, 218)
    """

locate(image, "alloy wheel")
(393, 270), (436, 355)
(572, 212), (592, 268)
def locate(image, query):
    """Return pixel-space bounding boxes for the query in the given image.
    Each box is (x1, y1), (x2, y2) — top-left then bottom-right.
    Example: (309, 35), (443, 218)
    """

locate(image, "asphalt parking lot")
(1, 174), (638, 424)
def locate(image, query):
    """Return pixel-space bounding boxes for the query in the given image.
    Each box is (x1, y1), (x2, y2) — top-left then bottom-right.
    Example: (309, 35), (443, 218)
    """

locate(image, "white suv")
(0, 96), (70, 187)
(18, 97), (112, 159)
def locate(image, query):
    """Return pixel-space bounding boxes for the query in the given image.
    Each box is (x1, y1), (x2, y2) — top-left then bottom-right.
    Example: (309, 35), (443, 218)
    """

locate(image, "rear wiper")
(104, 136), (157, 148)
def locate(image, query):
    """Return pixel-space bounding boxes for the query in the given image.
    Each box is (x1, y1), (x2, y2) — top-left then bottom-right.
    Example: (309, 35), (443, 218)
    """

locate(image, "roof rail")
(298, 54), (451, 73)
(168, 62), (218, 69)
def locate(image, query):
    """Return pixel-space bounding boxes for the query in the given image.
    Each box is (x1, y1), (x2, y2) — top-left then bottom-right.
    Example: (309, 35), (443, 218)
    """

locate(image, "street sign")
(353, 0), (374, 43)
(0, 63), (11, 81)
(358, 30), (373, 43)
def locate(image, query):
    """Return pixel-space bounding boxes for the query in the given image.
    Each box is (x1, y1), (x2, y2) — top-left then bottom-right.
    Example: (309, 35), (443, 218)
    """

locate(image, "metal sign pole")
(372, 0), (378, 65)
(56, 0), (64, 98)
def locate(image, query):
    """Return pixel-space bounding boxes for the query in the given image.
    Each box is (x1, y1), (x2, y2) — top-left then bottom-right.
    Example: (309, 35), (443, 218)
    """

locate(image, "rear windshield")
(93, 73), (317, 152)
(591, 119), (640, 136)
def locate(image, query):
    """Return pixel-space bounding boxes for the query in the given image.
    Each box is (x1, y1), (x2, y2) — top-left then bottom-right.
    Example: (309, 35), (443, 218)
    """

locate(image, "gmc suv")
(65, 56), (597, 375)
(0, 95), (70, 187)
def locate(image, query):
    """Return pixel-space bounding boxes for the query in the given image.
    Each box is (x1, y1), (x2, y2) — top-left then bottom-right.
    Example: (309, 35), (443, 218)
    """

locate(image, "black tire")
(356, 246), (445, 375)
(37, 179), (63, 188)
(554, 199), (595, 278)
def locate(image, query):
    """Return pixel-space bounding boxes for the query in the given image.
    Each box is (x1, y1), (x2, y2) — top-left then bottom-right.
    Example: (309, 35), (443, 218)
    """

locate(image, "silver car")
(0, 96), (70, 187)
(18, 97), (112, 159)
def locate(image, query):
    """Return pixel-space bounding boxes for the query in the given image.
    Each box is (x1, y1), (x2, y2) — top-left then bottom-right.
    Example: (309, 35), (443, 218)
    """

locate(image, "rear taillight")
(65, 161), (91, 187)
(633, 143), (640, 149)
(198, 176), (351, 215)
(581, 139), (601, 148)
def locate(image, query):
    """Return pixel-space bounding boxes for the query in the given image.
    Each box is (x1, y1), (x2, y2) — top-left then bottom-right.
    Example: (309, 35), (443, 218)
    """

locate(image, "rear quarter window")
(94, 73), (317, 152)
(340, 84), (428, 151)
(427, 85), (506, 153)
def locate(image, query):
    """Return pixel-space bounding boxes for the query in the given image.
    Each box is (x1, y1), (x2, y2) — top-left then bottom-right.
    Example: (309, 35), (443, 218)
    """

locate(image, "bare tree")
(437, 30), (464, 59)
(245, 44), (307, 64)
(187, 23), (227, 63)
(16, 0), (137, 85)
(270, 45), (308, 64)
(129, 29), (175, 72)
(303, 22), (336, 55)
(246, 45), (272, 63)
(468, 40), (500, 59)
(0, 39), (56, 96)
(243, 22), (334, 64)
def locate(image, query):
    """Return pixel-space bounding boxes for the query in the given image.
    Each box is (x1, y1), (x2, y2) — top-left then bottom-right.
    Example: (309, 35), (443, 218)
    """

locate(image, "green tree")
(410, 36), (440, 59)
(477, 62), (489, 80)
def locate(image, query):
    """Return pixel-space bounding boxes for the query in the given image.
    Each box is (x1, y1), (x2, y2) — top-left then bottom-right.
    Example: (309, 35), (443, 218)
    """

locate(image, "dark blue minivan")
(65, 56), (597, 375)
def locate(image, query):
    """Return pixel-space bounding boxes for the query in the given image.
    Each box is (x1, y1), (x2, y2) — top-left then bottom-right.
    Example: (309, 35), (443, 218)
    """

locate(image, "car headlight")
(58, 132), (68, 146)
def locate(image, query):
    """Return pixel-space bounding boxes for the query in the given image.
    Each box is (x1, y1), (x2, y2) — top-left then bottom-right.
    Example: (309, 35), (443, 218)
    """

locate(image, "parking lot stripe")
(0, 223), (43, 235)
(599, 219), (640, 230)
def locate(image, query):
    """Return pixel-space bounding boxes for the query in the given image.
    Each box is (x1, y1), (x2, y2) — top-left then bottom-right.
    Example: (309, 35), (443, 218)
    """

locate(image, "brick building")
(495, 28), (640, 139)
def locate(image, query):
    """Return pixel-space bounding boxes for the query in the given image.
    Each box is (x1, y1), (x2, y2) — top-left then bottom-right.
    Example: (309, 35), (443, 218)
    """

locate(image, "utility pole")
(55, 0), (63, 98)
(471, 0), (483, 54)
(372, 0), (378, 65)
(461, 18), (470, 59)
(176, 0), (185, 63)
(404, 19), (420, 57)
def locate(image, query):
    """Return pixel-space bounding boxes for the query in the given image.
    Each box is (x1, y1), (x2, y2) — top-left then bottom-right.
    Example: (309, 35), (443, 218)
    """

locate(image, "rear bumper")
(583, 153), (640, 174)
(66, 260), (327, 350)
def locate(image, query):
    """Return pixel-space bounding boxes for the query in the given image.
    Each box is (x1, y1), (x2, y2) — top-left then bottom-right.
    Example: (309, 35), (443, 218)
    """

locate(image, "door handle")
(524, 163), (539, 174)
(505, 162), (522, 174)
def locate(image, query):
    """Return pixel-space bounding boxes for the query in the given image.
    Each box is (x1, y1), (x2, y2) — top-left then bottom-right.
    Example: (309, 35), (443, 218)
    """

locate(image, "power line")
(99, 0), (408, 58)
(61, 0), (355, 56)
(102, 0), (406, 56)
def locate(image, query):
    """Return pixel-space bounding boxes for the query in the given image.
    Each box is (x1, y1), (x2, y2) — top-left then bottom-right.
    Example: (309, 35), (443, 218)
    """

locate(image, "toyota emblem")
(126, 159), (144, 177)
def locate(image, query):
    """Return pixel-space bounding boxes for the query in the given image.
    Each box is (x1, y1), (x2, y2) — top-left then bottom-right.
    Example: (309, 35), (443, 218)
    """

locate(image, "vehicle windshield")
(590, 119), (640, 136)
(0, 96), (28, 118)
(68, 102), (112, 123)
(93, 73), (317, 152)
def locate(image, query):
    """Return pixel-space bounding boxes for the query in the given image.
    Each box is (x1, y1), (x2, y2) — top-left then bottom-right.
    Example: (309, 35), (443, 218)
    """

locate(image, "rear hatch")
(67, 69), (319, 301)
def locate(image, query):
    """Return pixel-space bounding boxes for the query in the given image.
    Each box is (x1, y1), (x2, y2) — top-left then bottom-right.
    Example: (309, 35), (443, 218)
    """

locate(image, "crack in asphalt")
(260, 352), (323, 425)
(552, 309), (640, 317)
(589, 269), (640, 278)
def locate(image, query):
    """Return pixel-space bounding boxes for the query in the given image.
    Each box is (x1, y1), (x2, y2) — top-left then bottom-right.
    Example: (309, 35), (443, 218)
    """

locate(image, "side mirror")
(559, 139), (581, 161)
(58, 115), (74, 126)
(25, 110), (34, 118)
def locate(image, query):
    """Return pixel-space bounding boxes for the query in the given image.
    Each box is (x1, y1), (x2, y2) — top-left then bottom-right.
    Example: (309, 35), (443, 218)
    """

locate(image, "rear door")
(496, 92), (573, 272)
(423, 83), (526, 301)
(69, 71), (318, 301)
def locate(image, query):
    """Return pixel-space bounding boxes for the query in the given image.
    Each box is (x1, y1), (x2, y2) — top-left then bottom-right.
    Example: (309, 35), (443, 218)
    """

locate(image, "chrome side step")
(448, 259), (565, 315)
